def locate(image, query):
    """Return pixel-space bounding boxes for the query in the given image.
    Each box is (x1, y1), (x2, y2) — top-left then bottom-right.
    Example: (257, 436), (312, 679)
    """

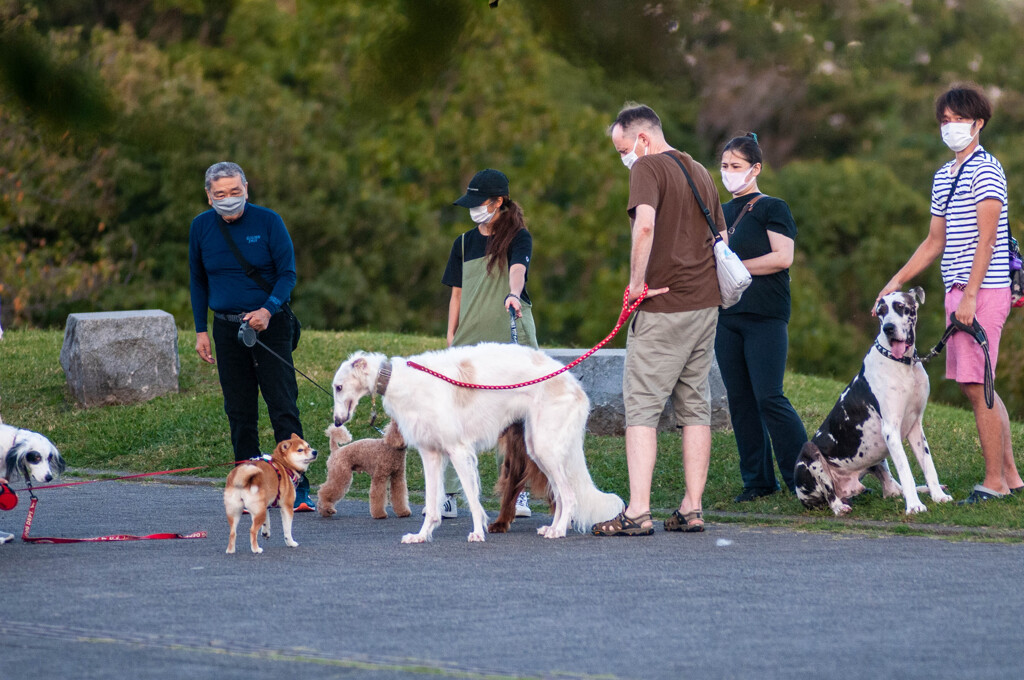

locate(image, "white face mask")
(941, 121), (978, 153)
(469, 203), (494, 224)
(721, 168), (755, 195)
(621, 136), (643, 170)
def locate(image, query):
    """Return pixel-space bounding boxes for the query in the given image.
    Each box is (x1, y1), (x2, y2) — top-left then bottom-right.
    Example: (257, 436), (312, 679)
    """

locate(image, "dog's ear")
(909, 286), (925, 306)
(875, 300), (888, 317)
(352, 358), (367, 371)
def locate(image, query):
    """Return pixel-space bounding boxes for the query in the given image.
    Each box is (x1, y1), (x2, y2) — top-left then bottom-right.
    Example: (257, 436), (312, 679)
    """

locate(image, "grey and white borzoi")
(331, 343), (623, 543)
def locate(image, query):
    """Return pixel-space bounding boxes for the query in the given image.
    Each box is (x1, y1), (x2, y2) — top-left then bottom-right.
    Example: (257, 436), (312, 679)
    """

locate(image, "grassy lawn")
(1, 329), (1021, 536)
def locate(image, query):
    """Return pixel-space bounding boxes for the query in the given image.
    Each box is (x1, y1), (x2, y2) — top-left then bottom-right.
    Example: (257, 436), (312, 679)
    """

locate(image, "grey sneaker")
(515, 491), (531, 518)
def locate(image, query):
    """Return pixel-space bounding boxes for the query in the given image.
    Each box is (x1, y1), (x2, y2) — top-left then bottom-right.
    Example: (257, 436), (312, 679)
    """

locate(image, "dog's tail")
(227, 463), (263, 507)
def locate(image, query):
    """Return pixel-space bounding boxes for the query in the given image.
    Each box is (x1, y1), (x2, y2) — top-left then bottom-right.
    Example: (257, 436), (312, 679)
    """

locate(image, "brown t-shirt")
(627, 150), (724, 313)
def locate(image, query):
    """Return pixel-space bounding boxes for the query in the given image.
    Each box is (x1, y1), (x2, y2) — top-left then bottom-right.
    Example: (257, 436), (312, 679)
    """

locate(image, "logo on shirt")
(246, 235), (261, 244)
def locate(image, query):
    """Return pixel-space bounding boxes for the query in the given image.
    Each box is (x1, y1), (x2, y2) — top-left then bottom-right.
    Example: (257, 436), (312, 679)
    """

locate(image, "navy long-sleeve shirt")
(189, 203), (297, 332)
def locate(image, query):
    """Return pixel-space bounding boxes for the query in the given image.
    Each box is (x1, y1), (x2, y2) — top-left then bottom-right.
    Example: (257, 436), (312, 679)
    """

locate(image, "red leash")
(12, 462), (242, 544)
(407, 285), (647, 390)
(21, 496), (207, 543)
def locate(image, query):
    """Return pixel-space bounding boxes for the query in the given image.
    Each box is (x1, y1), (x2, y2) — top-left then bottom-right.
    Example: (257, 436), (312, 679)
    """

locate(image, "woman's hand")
(505, 293), (522, 318)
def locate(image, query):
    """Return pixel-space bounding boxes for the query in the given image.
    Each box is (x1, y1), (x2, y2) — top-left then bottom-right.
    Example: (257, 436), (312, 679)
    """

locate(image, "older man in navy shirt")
(189, 161), (314, 511)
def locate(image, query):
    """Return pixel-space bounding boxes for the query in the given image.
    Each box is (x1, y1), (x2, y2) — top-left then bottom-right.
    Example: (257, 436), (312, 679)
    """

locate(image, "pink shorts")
(944, 286), (1010, 384)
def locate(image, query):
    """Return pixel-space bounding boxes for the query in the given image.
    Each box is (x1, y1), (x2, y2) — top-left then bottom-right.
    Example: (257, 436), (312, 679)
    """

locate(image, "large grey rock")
(544, 348), (731, 435)
(60, 310), (180, 408)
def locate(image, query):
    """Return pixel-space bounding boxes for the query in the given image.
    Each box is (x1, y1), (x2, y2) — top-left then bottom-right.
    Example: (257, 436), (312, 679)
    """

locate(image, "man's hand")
(195, 332), (216, 365)
(872, 277), (902, 316)
(629, 283), (669, 304)
(955, 292), (978, 327)
(243, 307), (272, 332)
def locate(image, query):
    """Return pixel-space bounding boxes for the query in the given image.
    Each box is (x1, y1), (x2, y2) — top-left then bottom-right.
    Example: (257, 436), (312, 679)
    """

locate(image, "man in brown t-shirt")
(592, 104), (725, 537)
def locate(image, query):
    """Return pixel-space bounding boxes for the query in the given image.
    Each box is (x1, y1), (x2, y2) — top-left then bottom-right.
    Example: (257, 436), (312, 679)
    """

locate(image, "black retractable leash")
(918, 312), (995, 409)
(237, 322), (333, 399)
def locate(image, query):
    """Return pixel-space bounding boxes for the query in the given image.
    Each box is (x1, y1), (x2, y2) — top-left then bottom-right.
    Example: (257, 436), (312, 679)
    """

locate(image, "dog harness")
(246, 454), (300, 507)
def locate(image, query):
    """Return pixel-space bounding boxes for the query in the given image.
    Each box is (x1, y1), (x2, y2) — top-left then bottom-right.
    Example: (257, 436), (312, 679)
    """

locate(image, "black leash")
(237, 322), (333, 399)
(916, 312), (994, 409)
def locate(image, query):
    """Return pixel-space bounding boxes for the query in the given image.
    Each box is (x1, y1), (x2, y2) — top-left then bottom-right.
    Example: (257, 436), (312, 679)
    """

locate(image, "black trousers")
(212, 312), (308, 493)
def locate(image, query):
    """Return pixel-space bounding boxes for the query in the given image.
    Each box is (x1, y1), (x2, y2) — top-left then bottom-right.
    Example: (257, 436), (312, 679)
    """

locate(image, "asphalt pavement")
(2, 480), (1023, 680)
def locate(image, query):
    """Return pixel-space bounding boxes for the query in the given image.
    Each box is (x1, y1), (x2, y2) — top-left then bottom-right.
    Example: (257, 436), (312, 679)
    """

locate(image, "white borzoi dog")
(331, 344), (623, 543)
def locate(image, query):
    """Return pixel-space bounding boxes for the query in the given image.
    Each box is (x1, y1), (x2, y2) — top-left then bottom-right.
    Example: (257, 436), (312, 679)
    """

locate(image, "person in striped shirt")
(876, 83), (1023, 504)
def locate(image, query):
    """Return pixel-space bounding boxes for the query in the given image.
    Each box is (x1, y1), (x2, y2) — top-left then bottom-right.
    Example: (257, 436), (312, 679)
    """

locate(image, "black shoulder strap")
(666, 152), (722, 240)
(215, 219), (274, 294)
(943, 149), (983, 212)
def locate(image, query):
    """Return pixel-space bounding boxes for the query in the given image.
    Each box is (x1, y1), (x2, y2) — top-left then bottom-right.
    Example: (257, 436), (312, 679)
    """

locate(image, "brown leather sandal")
(664, 509), (704, 533)
(591, 511), (654, 536)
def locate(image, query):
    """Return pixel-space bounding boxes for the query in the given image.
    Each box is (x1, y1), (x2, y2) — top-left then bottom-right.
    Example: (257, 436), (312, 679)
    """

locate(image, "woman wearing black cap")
(445, 168), (537, 348)
(430, 169), (537, 519)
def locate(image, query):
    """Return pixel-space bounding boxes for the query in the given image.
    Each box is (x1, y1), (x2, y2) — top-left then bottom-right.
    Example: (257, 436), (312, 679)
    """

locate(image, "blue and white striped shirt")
(930, 146), (1010, 290)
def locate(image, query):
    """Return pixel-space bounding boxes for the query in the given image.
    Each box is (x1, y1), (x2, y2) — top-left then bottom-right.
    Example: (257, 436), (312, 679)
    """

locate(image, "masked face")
(212, 195), (246, 217)
(469, 199), (499, 224)
(721, 168), (755, 195)
(207, 176), (248, 219)
(621, 134), (649, 170)
(941, 120), (979, 153)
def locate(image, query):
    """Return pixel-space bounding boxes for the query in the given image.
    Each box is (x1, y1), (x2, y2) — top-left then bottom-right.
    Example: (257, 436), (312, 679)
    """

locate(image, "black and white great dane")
(795, 288), (953, 515)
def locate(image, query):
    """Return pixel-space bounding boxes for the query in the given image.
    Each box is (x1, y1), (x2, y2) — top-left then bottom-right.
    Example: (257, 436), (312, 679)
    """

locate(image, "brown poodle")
(318, 422), (411, 519)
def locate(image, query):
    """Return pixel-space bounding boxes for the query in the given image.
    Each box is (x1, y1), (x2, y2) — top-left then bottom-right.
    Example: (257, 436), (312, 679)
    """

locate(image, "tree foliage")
(5, 0), (1024, 411)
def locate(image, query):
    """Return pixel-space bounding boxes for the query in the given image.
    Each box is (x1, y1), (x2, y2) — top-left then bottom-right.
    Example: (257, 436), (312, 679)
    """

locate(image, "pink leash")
(407, 285), (648, 390)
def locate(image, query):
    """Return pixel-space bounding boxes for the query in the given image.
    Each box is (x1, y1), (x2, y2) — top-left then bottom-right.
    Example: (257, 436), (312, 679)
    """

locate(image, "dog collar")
(873, 340), (918, 365)
(374, 360), (393, 398)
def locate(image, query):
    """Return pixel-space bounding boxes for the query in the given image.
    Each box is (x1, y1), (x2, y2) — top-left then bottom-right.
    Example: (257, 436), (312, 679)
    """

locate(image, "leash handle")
(509, 305), (519, 345)
(408, 285), (647, 390)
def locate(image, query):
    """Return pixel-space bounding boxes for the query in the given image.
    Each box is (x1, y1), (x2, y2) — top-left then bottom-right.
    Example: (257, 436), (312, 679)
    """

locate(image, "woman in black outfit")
(716, 133), (807, 500)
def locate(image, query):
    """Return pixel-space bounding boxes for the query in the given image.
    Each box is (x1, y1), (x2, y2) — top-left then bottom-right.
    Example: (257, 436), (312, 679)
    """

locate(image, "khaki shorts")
(623, 307), (719, 428)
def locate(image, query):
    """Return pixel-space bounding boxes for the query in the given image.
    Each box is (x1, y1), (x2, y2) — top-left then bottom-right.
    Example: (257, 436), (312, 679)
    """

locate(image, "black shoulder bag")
(215, 221), (301, 350)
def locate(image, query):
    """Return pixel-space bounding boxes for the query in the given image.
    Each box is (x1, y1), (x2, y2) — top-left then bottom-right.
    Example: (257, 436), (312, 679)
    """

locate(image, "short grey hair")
(204, 162), (247, 191)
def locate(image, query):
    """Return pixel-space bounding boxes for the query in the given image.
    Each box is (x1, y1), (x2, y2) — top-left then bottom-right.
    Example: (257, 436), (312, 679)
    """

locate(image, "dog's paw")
(541, 527), (566, 539)
(401, 533), (428, 544)
(467, 531), (485, 542)
(371, 511), (388, 519)
(285, 539), (298, 548)
(487, 521), (510, 533)
(251, 546), (264, 554)
(537, 524), (552, 536)
(832, 503), (852, 516)
(932, 491), (954, 504)
(317, 504), (336, 518)
(905, 502), (927, 514)
(225, 546), (235, 554)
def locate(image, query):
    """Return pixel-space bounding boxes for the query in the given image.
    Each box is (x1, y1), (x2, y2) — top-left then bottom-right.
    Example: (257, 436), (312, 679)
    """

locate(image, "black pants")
(212, 312), (308, 493)
(715, 313), (807, 494)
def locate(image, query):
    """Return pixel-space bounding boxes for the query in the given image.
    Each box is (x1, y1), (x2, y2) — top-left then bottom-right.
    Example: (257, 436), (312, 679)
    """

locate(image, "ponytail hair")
(722, 132), (762, 166)
(485, 197), (527, 276)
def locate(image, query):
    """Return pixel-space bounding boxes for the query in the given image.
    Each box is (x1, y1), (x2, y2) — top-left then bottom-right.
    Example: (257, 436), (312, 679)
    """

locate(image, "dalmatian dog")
(795, 287), (953, 515)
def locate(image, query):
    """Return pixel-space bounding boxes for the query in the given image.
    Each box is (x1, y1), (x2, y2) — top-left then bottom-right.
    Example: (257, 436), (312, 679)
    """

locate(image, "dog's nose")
(310, 449), (318, 460)
(334, 417), (342, 427)
(882, 322), (895, 335)
(44, 473), (53, 482)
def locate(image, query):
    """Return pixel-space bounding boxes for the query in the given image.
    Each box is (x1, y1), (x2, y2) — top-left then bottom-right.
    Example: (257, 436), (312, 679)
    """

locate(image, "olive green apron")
(452, 234), (538, 348)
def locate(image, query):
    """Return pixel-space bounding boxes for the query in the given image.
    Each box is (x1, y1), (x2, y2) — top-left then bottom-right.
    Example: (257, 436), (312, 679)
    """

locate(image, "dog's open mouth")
(889, 340), (909, 359)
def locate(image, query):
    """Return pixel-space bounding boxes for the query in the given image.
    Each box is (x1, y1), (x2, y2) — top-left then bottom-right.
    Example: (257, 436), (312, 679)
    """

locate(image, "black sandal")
(591, 511), (654, 536)
(663, 509), (704, 533)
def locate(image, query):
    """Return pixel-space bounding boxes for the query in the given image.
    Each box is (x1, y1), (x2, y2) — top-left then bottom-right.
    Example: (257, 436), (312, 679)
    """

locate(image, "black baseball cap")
(453, 169), (510, 208)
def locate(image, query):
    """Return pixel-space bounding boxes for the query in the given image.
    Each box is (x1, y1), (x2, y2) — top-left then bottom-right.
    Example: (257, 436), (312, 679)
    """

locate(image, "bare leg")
(961, 384), (1012, 494)
(678, 424), (710, 516)
(623, 425), (657, 528)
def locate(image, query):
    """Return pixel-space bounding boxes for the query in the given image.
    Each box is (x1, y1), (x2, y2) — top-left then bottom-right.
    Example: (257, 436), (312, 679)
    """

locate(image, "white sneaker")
(441, 494), (458, 519)
(420, 494), (459, 518)
(515, 491), (531, 518)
